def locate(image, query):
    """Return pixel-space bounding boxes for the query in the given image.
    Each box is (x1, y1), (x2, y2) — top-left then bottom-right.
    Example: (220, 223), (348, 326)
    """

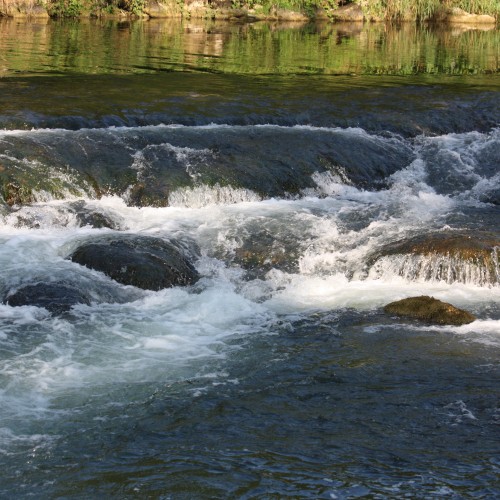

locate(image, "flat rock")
(384, 295), (476, 326)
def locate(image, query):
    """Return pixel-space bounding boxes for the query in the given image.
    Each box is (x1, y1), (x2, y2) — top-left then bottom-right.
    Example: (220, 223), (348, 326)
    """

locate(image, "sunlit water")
(0, 18), (499, 498)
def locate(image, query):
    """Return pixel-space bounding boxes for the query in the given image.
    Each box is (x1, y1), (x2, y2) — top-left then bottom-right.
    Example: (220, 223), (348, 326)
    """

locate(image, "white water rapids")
(0, 125), (499, 458)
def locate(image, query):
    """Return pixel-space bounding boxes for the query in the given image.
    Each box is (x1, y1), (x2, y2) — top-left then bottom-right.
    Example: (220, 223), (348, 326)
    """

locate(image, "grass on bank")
(1, 0), (499, 19)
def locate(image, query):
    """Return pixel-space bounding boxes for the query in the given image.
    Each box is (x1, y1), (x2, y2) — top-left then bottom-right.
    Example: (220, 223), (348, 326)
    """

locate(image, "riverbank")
(0, 0), (498, 24)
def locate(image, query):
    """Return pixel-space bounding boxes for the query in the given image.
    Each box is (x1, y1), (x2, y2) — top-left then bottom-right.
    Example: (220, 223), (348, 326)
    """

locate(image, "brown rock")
(370, 232), (499, 286)
(434, 7), (496, 24)
(330, 4), (364, 22)
(0, 1), (49, 18)
(276, 9), (309, 22)
(384, 295), (476, 326)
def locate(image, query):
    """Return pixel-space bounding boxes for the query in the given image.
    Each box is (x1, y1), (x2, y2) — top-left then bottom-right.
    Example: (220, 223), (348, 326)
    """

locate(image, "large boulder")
(6, 283), (91, 315)
(69, 235), (199, 290)
(368, 232), (499, 286)
(384, 296), (476, 326)
(329, 4), (364, 22)
(435, 7), (496, 25)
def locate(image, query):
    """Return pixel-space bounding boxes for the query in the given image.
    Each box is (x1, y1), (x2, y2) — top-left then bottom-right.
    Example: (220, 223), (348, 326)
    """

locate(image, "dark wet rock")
(384, 295), (476, 326)
(6, 283), (92, 315)
(0, 125), (414, 209)
(68, 201), (119, 229)
(369, 232), (500, 285)
(482, 189), (500, 206)
(70, 235), (199, 290)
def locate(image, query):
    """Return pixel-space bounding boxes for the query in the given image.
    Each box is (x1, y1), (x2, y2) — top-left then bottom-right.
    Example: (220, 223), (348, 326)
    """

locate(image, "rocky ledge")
(368, 231), (499, 286)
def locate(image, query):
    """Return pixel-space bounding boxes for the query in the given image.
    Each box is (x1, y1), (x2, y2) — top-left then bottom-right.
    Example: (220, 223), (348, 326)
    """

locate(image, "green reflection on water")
(0, 18), (498, 77)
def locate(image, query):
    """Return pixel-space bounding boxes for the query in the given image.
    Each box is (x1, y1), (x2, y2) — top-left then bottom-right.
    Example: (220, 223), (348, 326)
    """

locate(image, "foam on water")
(168, 184), (261, 208)
(0, 261), (275, 450)
(369, 253), (499, 286)
(263, 271), (500, 314)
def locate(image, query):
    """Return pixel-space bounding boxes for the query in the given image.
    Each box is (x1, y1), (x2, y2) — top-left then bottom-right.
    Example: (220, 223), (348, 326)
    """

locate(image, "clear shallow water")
(0, 18), (499, 498)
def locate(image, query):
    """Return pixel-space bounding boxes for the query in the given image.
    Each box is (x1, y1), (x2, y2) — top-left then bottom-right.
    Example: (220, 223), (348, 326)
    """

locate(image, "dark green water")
(1, 18), (499, 76)
(0, 18), (499, 499)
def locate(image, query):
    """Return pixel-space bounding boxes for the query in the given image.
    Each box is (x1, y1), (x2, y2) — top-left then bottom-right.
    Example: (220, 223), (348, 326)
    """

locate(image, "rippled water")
(0, 18), (499, 498)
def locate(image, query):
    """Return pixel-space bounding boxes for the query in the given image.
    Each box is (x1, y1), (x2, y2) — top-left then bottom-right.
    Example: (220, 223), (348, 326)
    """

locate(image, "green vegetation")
(45, 0), (145, 17)
(356, 0), (441, 20)
(454, 0), (500, 15)
(1, 0), (498, 19)
(49, 0), (85, 17)
(356, 0), (499, 19)
(232, 0), (499, 19)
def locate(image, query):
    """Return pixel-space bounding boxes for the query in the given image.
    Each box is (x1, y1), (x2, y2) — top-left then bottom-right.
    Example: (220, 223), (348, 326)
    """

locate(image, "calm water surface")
(0, 18), (499, 498)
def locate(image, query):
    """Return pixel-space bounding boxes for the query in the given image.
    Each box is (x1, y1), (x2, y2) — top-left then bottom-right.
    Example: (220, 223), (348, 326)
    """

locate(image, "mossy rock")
(384, 295), (476, 326)
(2, 181), (34, 206)
(0, 162), (96, 207)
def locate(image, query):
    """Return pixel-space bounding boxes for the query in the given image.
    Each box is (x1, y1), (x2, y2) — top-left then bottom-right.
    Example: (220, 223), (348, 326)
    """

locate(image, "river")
(0, 18), (499, 498)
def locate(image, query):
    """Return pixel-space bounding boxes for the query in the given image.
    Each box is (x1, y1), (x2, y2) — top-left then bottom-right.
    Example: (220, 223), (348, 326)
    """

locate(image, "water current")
(0, 18), (499, 498)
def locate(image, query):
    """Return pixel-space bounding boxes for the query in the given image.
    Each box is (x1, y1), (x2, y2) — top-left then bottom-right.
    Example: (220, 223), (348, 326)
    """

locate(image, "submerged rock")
(384, 296), (476, 326)
(6, 283), (91, 315)
(70, 235), (199, 290)
(369, 232), (500, 286)
(212, 223), (302, 279)
(233, 241), (299, 279)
